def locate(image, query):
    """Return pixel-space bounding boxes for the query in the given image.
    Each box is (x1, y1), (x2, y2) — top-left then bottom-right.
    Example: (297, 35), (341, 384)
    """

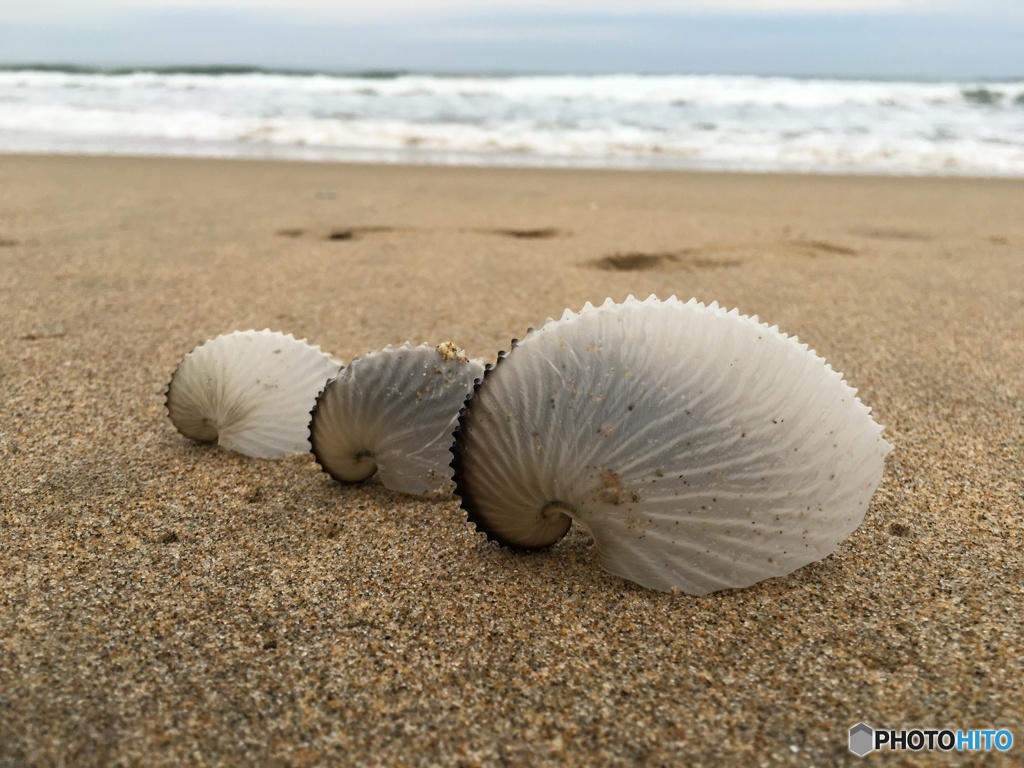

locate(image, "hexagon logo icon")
(849, 723), (874, 757)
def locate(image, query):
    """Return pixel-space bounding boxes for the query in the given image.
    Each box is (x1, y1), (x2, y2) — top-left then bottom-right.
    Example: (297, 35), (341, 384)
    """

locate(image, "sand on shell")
(1, 154), (1022, 766)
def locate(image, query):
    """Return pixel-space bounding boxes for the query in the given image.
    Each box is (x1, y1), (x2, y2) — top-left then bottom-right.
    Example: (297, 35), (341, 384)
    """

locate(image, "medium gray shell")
(452, 296), (892, 594)
(166, 329), (342, 459)
(311, 342), (485, 498)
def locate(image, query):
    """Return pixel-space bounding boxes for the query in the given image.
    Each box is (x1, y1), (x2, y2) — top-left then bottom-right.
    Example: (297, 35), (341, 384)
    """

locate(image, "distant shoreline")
(1, 62), (1022, 82)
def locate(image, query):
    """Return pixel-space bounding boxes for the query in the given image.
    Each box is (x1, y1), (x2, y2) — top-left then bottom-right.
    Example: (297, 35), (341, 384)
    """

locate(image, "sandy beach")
(1, 154), (1022, 765)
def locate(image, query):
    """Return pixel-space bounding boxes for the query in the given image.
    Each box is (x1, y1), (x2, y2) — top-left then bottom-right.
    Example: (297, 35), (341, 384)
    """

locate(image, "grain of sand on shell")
(1, 155), (1022, 766)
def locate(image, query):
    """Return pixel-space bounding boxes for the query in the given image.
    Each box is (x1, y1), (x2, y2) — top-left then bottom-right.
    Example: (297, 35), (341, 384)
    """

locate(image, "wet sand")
(1, 154), (1022, 765)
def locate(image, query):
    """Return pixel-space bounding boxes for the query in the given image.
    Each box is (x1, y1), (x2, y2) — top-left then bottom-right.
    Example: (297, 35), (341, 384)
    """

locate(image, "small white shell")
(166, 330), (342, 459)
(452, 296), (892, 594)
(310, 342), (485, 498)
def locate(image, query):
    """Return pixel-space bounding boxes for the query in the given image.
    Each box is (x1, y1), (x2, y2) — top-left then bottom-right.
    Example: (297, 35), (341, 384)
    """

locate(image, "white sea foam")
(1, 68), (1022, 175)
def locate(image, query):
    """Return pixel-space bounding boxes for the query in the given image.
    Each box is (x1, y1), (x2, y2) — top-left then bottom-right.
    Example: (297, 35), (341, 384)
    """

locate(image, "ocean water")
(1, 66), (1022, 176)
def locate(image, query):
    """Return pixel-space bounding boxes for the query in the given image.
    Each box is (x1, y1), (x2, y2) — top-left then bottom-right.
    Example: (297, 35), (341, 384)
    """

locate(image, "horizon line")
(2, 62), (1021, 83)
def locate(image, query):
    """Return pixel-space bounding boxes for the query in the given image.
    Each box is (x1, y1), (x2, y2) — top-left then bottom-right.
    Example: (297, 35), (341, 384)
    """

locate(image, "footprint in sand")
(325, 226), (403, 241)
(590, 251), (743, 272)
(588, 238), (860, 272)
(274, 226), (407, 241)
(592, 252), (680, 271)
(787, 239), (859, 257)
(275, 225), (569, 241)
(849, 227), (931, 242)
(473, 227), (567, 240)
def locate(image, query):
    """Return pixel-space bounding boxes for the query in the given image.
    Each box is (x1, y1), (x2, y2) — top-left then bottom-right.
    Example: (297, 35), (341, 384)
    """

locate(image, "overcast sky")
(2, 1), (1021, 77)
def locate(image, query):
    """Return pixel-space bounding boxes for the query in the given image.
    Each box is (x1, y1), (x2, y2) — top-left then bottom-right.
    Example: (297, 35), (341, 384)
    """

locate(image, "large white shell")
(310, 342), (485, 498)
(452, 296), (892, 594)
(166, 330), (342, 459)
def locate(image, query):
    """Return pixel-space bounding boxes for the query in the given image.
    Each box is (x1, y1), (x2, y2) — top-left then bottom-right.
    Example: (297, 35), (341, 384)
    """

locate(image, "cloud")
(1, 1), (1020, 77)
(0, 0), (993, 25)
(2, 6), (1021, 78)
